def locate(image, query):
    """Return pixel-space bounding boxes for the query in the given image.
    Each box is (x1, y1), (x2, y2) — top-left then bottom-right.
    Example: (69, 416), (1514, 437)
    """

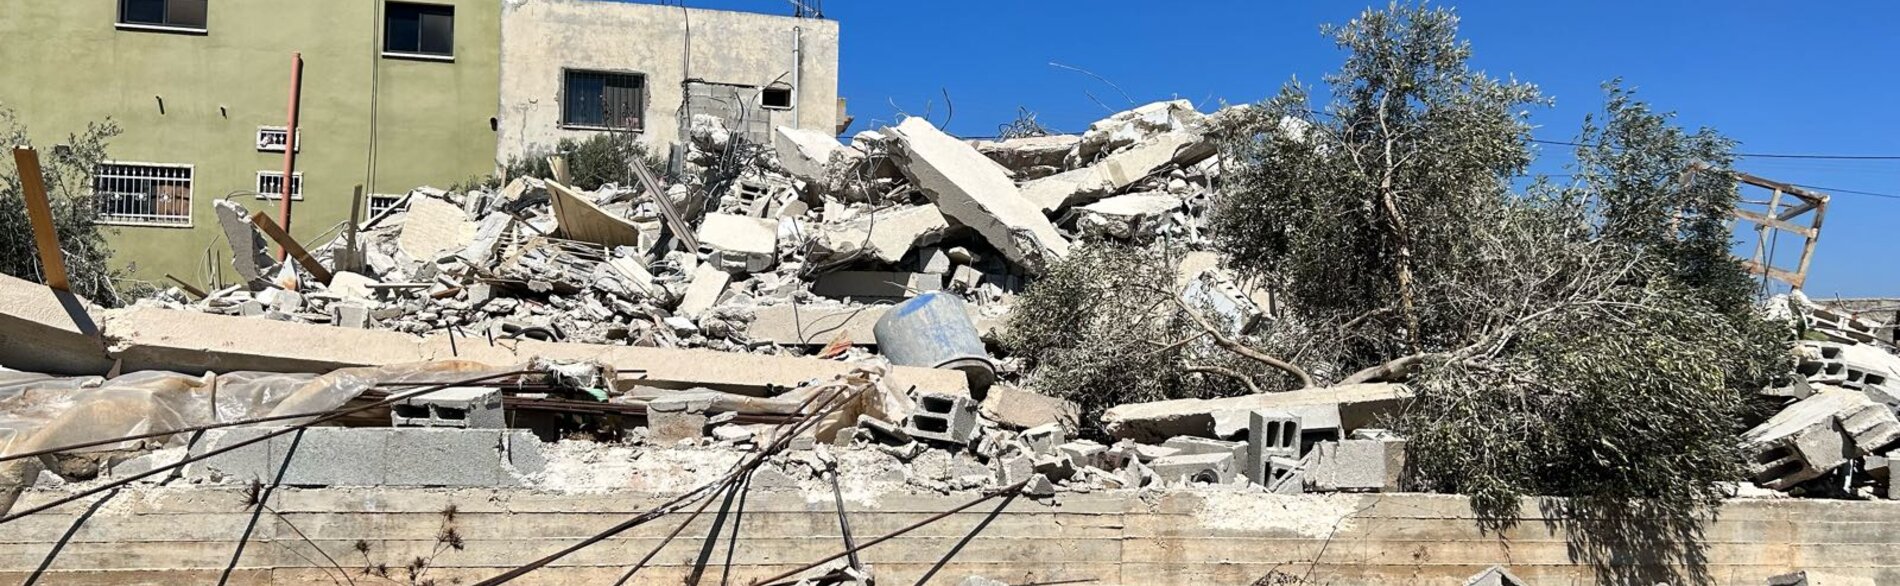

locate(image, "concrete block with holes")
(392, 387), (505, 429)
(906, 391), (979, 445)
(1245, 410), (1302, 486)
(1149, 451), (1236, 485)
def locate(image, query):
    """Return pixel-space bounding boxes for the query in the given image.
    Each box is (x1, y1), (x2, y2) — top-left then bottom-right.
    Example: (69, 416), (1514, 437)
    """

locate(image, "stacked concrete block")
(647, 395), (711, 444)
(392, 387), (505, 429)
(1805, 306), (1891, 348)
(271, 427), (388, 486)
(188, 427), (546, 487)
(384, 428), (507, 487)
(1246, 410), (1301, 485)
(1149, 451), (1236, 485)
(906, 391), (979, 445)
(1744, 388), (1900, 490)
(183, 427), (276, 482)
(1307, 438), (1407, 492)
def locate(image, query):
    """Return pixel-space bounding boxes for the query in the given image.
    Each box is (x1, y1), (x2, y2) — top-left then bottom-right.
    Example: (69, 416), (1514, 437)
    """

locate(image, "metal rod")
(827, 468), (862, 572)
(912, 490), (1020, 586)
(751, 479), (1033, 586)
(611, 478), (734, 586)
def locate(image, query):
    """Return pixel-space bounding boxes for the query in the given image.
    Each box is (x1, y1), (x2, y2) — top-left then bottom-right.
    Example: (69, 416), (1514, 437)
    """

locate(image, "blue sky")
(670, 1), (1898, 297)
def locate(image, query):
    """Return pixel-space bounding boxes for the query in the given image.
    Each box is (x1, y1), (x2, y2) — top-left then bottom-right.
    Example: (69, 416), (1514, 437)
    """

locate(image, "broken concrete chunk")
(812, 271), (943, 300)
(1069, 99), (1207, 167)
(1103, 383), (1410, 443)
(397, 194), (478, 262)
(1149, 451), (1236, 485)
(696, 213), (779, 273)
(1744, 387), (1900, 490)
(887, 117), (1070, 273)
(978, 384), (1080, 431)
(806, 204), (952, 268)
(1307, 439), (1406, 492)
(676, 263), (732, 318)
(1025, 131), (1215, 213)
(326, 271), (379, 301)
(1074, 192), (1184, 240)
(774, 125), (863, 186)
(215, 200), (278, 286)
(975, 134), (1081, 176)
(1182, 268), (1266, 336)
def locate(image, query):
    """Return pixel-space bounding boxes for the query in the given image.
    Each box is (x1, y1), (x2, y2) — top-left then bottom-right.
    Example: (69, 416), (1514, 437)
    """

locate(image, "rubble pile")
(140, 100), (1224, 373)
(1745, 292), (1900, 498)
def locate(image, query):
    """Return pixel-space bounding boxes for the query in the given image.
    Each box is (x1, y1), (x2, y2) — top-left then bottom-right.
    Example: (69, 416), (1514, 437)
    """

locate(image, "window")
(255, 171), (304, 201)
(94, 162), (193, 227)
(562, 70), (646, 130)
(368, 193), (406, 217)
(119, 0), (207, 32)
(384, 2), (454, 59)
(761, 85), (794, 110)
(256, 126), (301, 152)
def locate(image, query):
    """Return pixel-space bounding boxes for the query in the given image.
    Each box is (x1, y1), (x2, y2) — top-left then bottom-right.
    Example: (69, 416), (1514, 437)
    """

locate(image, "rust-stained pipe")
(276, 52), (304, 261)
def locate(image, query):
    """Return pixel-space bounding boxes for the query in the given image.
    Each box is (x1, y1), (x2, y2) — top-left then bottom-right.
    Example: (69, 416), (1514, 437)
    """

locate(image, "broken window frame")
(382, 1), (455, 61)
(93, 161), (194, 228)
(253, 170), (305, 201)
(559, 68), (648, 131)
(1691, 162), (1830, 291)
(117, 0), (208, 33)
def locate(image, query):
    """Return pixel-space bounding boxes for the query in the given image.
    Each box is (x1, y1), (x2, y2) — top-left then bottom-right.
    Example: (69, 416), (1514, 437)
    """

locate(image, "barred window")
(562, 70), (646, 130)
(94, 162), (193, 227)
(368, 193), (406, 217)
(255, 171), (304, 201)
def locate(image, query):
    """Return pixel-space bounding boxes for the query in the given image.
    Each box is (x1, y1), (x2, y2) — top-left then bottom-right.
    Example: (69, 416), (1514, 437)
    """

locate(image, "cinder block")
(1149, 451), (1236, 485)
(1057, 440), (1107, 469)
(906, 392), (978, 445)
(383, 428), (504, 487)
(184, 427), (276, 482)
(393, 387), (505, 429)
(1308, 439), (1405, 492)
(271, 427), (388, 487)
(1246, 410), (1301, 485)
(1020, 423), (1066, 455)
(647, 396), (710, 444)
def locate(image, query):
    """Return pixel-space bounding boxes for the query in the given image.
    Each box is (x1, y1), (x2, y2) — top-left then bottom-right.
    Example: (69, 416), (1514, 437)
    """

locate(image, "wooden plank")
(1732, 208), (1816, 239)
(11, 147), (69, 291)
(545, 180), (643, 248)
(247, 211), (334, 283)
(547, 155), (572, 185)
(163, 274), (208, 299)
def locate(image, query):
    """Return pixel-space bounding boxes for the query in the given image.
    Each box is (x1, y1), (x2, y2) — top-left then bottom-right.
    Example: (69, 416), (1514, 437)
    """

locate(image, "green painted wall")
(0, 0), (500, 287)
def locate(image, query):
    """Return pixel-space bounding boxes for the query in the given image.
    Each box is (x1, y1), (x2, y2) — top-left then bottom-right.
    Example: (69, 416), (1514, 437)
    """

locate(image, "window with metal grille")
(256, 126), (301, 152)
(119, 0), (207, 31)
(562, 70), (646, 130)
(255, 171), (304, 201)
(368, 194), (406, 217)
(94, 162), (193, 227)
(384, 2), (454, 59)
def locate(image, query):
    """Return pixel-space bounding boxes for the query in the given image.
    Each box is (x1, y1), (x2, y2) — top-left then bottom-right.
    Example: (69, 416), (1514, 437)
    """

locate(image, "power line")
(1531, 138), (1900, 161)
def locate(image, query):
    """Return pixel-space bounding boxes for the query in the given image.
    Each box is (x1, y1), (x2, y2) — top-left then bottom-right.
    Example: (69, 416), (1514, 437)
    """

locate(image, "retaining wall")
(2, 487), (1893, 585)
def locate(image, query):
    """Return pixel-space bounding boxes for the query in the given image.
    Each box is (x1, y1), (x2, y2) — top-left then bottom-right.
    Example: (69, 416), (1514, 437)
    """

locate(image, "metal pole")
(276, 52), (305, 261)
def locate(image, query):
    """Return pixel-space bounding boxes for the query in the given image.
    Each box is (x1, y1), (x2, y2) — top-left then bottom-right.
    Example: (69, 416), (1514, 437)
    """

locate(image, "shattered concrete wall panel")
(396, 195), (478, 263)
(887, 118), (1069, 273)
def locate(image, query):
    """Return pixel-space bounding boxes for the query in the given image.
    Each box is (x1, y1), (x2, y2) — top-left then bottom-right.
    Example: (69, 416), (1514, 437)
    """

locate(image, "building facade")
(0, 0), (502, 286)
(497, 0), (842, 161)
(0, 0), (838, 288)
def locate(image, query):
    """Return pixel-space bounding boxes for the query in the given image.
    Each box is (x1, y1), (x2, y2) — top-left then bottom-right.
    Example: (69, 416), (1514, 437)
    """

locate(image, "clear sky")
(665, 1), (1899, 297)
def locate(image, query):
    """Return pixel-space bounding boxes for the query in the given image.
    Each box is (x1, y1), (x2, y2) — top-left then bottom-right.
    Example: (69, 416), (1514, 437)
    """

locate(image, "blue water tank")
(873, 291), (995, 392)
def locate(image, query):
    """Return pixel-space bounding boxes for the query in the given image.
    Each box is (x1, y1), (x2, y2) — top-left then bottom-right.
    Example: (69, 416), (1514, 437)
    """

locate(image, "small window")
(761, 86), (794, 110)
(256, 126), (301, 152)
(119, 0), (207, 31)
(95, 162), (193, 227)
(562, 70), (646, 130)
(368, 193), (407, 217)
(384, 2), (454, 59)
(255, 171), (304, 201)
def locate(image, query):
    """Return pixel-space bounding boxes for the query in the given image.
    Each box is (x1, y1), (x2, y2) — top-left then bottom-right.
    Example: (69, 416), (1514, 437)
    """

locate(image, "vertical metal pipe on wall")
(276, 52), (305, 260)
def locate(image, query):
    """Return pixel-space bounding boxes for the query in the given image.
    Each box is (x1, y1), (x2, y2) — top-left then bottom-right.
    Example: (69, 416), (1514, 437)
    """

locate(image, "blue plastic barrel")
(873, 291), (996, 392)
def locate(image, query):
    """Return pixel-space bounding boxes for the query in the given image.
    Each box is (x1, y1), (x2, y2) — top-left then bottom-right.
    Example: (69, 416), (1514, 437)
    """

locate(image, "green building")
(0, 0), (502, 286)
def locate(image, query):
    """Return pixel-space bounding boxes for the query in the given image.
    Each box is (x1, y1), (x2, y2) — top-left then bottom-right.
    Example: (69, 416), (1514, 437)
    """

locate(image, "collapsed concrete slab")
(0, 273), (112, 375)
(1069, 99), (1207, 166)
(774, 126), (862, 186)
(1073, 192), (1184, 240)
(887, 118), (1069, 273)
(96, 305), (969, 397)
(806, 204), (952, 267)
(745, 303), (1002, 347)
(1102, 383), (1410, 443)
(812, 270), (942, 300)
(1023, 131), (1215, 213)
(974, 134), (1080, 178)
(396, 195), (477, 262)
(696, 213), (779, 273)
(675, 263), (732, 318)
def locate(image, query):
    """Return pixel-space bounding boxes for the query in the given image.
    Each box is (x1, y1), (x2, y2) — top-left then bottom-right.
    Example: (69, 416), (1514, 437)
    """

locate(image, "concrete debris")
(1744, 387), (1900, 491)
(1072, 191), (1186, 240)
(887, 117), (1070, 273)
(697, 212), (780, 273)
(978, 383), (1080, 431)
(1069, 99), (1207, 167)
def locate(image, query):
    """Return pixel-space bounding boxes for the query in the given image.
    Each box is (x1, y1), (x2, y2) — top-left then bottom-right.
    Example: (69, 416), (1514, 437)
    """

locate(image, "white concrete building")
(498, 0), (841, 162)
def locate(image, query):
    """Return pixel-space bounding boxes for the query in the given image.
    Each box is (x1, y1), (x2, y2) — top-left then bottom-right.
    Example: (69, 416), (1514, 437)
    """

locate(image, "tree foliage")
(0, 107), (135, 306)
(1202, 3), (1791, 521)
